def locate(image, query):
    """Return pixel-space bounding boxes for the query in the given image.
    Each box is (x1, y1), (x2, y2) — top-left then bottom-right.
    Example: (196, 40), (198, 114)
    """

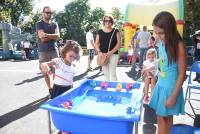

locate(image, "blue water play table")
(40, 79), (144, 134)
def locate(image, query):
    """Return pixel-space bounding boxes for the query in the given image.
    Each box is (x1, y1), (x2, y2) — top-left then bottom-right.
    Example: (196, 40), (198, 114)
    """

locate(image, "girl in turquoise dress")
(149, 11), (186, 134)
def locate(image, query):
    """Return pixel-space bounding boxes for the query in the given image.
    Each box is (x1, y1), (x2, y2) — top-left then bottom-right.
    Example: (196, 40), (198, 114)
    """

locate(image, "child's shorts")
(145, 72), (157, 79)
(128, 55), (133, 63)
(51, 84), (72, 99)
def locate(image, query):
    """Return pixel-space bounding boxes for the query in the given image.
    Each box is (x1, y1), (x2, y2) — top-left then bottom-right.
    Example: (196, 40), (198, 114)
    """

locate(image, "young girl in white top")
(41, 40), (81, 134)
(141, 48), (158, 103)
(127, 45), (133, 64)
(41, 40), (81, 99)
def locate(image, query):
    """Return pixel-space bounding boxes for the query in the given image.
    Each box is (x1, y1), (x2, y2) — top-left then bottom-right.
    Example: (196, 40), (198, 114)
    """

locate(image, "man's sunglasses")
(44, 12), (51, 15)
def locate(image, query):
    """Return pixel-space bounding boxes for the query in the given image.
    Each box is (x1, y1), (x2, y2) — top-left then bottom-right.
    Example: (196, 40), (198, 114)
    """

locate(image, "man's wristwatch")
(44, 33), (48, 38)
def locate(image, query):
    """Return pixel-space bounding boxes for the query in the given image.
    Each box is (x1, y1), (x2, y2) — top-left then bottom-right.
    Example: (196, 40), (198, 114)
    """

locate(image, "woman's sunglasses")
(104, 19), (112, 23)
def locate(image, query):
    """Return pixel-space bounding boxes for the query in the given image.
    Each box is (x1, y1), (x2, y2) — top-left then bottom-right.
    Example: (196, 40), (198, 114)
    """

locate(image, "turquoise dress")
(149, 43), (185, 116)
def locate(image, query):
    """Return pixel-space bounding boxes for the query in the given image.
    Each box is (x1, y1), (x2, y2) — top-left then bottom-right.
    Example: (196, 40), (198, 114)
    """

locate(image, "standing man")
(130, 27), (140, 67)
(8, 39), (14, 60)
(137, 26), (151, 69)
(36, 6), (60, 95)
(23, 39), (31, 60)
(86, 25), (95, 71)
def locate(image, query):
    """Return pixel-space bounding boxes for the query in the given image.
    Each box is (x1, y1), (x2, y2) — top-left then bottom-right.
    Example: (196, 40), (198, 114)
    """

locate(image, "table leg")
(134, 122), (138, 134)
(48, 111), (52, 134)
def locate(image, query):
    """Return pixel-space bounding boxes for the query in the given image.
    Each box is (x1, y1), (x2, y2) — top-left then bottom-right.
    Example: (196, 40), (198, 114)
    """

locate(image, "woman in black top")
(95, 15), (121, 81)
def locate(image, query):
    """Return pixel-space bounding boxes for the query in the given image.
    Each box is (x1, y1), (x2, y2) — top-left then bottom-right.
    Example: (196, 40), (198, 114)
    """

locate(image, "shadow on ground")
(74, 66), (103, 81)
(143, 104), (157, 134)
(0, 96), (49, 128)
(15, 74), (43, 86)
(126, 66), (141, 81)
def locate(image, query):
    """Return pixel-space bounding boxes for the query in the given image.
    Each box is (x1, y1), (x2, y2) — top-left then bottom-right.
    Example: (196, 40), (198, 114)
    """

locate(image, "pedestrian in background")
(23, 39), (31, 60)
(131, 27), (140, 67)
(8, 40), (14, 60)
(86, 25), (95, 71)
(137, 26), (151, 69)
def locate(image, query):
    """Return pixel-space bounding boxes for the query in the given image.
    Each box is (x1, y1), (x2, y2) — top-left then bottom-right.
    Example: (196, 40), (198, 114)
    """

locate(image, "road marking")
(0, 69), (39, 73)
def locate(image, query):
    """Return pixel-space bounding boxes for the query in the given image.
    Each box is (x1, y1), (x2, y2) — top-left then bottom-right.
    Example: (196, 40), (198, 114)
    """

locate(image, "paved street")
(0, 56), (199, 134)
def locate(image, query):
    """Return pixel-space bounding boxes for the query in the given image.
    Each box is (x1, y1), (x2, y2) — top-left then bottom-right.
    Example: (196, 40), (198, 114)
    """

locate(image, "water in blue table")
(71, 95), (134, 117)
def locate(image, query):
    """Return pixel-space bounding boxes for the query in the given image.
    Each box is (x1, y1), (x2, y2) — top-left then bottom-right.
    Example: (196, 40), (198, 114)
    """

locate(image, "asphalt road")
(0, 56), (198, 134)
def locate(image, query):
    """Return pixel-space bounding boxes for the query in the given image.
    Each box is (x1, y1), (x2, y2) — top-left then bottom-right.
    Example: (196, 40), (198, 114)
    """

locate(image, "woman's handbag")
(97, 29), (116, 66)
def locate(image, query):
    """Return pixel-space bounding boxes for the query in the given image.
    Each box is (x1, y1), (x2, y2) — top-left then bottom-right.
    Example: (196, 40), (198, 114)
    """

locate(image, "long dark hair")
(153, 11), (183, 64)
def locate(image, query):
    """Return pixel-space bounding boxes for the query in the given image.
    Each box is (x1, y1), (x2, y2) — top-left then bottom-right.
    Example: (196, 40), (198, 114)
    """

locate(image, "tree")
(110, 7), (124, 45)
(0, 0), (15, 22)
(20, 11), (42, 33)
(110, 7), (124, 31)
(0, 0), (34, 26)
(55, 0), (90, 46)
(86, 7), (105, 30)
(10, 0), (34, 26)
(0, 10), (11, 22)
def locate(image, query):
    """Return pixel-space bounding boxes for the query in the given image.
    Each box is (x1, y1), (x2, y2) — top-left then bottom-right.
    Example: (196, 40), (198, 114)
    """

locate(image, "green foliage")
(10, 0), (34, 26)
(55, 0), (106, 46)
(20, 11), (42, 33)
(110, 7), (124, 31)
(110, 7), (124, 45)
(0, 0), (15, 21)
(86, 7), (105, 31)
(0, 0), (34, 26)
(0, 0), (15, 10)
(0, 10), (11, 22)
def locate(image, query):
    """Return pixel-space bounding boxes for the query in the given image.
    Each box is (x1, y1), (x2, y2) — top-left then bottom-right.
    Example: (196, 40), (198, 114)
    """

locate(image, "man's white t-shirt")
(137, 31), (151, 48)
(8, 42), (13, 51)
(86, 31), (94, 49)
(23, 41), (31, 48)
(53, 58), (74, 86)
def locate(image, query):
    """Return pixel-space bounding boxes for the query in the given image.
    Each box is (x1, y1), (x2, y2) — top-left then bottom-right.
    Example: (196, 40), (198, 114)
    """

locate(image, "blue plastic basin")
(40, 79), (144, 134)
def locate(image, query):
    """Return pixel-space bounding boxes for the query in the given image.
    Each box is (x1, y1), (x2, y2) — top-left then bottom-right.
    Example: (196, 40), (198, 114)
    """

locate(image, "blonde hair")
(146, 48), (157, 60)
(103, 15), (114, 25)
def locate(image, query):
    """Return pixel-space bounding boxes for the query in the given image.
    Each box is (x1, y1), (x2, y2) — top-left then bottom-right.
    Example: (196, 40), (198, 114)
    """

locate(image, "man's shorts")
(39, 50), (58, 74)
(88, 49), (94, 60)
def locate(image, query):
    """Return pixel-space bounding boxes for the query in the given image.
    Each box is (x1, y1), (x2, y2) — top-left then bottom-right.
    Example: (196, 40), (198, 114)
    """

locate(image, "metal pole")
(134, 122), (138, 134)
(48, 111), (52, 134)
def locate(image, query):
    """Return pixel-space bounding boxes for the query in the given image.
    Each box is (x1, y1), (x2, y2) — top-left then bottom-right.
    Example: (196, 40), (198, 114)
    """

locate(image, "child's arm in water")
(165, 42), (186, 108)
(40, 60), (56, 74)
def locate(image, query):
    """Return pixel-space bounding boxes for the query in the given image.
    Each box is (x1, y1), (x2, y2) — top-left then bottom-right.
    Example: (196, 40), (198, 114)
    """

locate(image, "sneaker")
(87, 67), (93, 72)
(193, 77), (199, 81)
(49, 88), (53, 99)
(99, 66), (102, 72)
